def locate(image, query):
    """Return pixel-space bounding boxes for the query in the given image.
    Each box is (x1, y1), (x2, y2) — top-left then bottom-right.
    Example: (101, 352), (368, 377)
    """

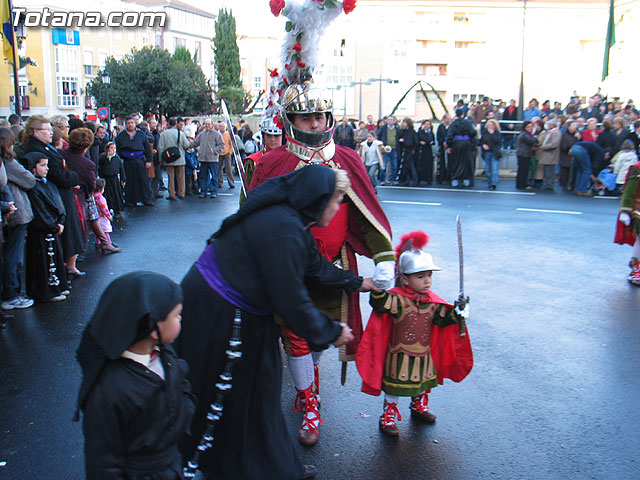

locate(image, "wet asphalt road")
(0, 178), (638, 480)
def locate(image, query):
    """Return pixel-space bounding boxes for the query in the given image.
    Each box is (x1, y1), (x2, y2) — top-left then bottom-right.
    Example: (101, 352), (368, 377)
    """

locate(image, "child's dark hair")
(96, 178), (106, 190)
(0, 127), (15, 161)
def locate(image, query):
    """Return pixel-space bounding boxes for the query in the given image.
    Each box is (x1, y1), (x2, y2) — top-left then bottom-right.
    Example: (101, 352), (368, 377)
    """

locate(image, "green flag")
(602, 0), (615, 81)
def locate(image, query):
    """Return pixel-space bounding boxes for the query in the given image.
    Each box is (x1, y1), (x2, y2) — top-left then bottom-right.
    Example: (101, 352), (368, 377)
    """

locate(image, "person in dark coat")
(515, 121), (538, 190)
(417, 119), (436, 185)
(611, 118), (631, 157)
(436, 114), (451, 184)
(98, 141), (126, 215)
(560, 120), (580, 190)
(570, 141), (606, 195)
(23, 152), (69, 303)
(447, 108), (477, 187)
(61, 128), (120, 258)
(175, 166), (377, 480)
(115, 116), (154, 207)
(333, 116), (355, 149)
(22, 115), (86, 273)
(76, 272), (195, 479)
(397, 117), (419, 185)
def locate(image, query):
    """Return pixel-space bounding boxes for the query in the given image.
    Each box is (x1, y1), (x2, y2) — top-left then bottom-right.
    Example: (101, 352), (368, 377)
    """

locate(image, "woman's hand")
(482, 144), (490, 151)
(333, 323), (354, 347)
(359, 277), (382, 292)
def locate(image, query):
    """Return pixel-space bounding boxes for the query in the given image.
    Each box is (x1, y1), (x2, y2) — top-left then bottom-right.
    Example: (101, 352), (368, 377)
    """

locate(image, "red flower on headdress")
(276, 89), (283, 96)
(284, 63), (291, 70)
(274, 114), (284, 128)
(343, 0), (356, 14)
(297, 60), (306, 68)
(269, 0), (286, 17)
(270, 68), (279, 78)
(293, 43), (302, 53)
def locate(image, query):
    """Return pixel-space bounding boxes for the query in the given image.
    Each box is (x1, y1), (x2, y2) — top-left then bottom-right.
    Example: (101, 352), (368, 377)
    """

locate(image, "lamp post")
(368, 77), (398, 120)
(350, 79), (372, 121)
(101, 69), (111, 135)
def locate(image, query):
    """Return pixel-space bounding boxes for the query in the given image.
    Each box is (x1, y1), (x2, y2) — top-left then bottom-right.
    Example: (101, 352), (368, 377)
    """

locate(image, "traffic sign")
(97, 107), (110, 120)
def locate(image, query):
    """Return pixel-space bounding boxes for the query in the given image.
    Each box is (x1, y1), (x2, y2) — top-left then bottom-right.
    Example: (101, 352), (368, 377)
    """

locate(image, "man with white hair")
(536, 119), (561, 191)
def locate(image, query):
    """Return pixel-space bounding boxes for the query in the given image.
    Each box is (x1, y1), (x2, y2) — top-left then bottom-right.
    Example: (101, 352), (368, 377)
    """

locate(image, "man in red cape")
(250, 83), (396, 446)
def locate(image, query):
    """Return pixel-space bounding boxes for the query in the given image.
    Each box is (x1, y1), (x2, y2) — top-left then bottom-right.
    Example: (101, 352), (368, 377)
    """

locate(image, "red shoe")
(410, 391), (437, 423)
(379, 400), (402, 436)
(295, 386), (322, 446)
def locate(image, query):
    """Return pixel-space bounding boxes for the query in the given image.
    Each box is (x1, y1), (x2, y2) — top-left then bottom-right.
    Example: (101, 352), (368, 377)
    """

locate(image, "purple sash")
(196, 244), (270, 316)
(120, 150), (145, 160)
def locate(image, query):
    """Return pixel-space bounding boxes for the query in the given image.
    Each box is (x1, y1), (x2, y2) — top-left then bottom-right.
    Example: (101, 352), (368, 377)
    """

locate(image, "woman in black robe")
(176, 166), (375, 480)
(23, 152), (69, 302)
(98, 141), (126, 215)
(397, 118), (419, 186)
(447, 108), (477, 187)
(417, 119), (436, 185)
(115, 117), (153, 207)
(22, 115), (85, 270)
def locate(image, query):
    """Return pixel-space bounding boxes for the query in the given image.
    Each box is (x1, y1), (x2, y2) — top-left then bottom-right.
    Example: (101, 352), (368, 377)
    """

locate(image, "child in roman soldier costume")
(614, 160), (640, 285)
(250, 0), (396, 447)
(356, 231), (473, 436)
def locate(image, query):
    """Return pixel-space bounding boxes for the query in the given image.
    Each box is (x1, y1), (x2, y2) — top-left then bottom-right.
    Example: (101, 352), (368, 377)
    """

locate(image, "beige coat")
(536, 129), (561, 165)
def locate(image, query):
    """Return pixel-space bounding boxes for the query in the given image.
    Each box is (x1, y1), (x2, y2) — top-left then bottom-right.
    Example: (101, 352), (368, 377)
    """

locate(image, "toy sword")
(220, 99), (249, 197)
(455, 215), (469, 337)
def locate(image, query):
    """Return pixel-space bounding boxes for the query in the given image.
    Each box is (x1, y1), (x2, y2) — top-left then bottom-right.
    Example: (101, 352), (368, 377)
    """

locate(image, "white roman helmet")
(260, 114), (282, 136)
(395, 231), (441, 276)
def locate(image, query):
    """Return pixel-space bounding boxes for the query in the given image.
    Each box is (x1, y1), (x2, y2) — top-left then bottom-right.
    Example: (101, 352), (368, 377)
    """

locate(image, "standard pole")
(378, 79), (382, 120)
(358, 81), (362, 122)
(518, 0), (527, 120)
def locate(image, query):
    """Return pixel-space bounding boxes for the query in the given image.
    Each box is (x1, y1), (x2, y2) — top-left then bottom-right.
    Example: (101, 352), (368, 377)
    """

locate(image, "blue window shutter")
(73, 30), (79, 45)
(52, 28), (61, 44)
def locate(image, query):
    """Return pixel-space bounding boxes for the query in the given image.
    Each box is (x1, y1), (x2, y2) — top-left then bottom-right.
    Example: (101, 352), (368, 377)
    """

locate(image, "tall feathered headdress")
(266, 0), (358, 127)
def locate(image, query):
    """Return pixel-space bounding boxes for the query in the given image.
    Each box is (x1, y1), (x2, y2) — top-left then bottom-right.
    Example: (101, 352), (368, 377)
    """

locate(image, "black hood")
(213, 165), (336, 239)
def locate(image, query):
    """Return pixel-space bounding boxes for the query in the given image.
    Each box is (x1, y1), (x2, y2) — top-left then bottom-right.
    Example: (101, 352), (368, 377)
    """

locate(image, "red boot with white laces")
(409, 390), (437, 423)
(379, 400), (402, 436)
(629, 257), (640, 286)
(295, 385), (322, 446)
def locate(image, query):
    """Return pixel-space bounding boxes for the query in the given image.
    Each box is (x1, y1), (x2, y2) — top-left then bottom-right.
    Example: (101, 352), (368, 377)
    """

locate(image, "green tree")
(88, 46), (213, 119)
(213, 8), (242, 89)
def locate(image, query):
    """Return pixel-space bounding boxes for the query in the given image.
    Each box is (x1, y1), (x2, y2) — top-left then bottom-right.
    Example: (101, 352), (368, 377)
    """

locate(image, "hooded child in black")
(76, 271), (195, 480)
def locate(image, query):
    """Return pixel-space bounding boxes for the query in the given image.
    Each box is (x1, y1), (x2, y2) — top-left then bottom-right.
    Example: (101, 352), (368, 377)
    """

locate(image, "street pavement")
(1, 178), (638, 479)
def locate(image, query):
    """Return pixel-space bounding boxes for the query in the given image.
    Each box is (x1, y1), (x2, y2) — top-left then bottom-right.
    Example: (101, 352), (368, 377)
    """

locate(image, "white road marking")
(379, 186), (535, 195)
(383, 200), (441, 206)
(517, 208), (582, 215)
(592, 196), (620, 200)
(217, 193), (234, 196)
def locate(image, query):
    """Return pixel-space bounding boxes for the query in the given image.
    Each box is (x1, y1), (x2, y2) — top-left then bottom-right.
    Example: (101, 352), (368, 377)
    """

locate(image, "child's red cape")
(355, 287), (474, 396)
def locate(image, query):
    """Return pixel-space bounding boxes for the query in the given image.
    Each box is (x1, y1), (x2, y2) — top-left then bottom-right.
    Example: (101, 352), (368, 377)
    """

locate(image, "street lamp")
(368, 77), (398, 120)
(350, 79), (371, 121)
(101, 69), (111, 135)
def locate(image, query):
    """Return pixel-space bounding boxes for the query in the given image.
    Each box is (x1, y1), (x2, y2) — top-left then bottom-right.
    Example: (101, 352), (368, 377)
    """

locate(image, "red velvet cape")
(250, 144), (393, 358)
(355, 287), (474, 397)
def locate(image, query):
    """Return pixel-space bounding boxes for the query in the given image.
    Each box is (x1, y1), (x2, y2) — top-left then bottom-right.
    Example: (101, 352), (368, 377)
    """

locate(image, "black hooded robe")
(25, 178), (68, 302)
(98, 152), (126, 214)
(447, 117), (477, 183)
(176, 167), (362, 480)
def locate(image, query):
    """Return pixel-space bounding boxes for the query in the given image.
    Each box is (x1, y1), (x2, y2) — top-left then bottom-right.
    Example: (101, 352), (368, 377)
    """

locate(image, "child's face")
(156, 303), (182, 345)
(403, 270), (433, 294)
(33, 158), (49, 178)
(107, 144), (116, 156)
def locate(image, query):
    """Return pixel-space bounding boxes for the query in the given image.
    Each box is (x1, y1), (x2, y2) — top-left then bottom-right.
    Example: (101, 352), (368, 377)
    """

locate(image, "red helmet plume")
(394, 231), (429, 259)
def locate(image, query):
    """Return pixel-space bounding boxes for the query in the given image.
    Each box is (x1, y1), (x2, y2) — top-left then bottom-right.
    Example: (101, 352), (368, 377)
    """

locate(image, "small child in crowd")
(76, 271), (195, 478)
(356, 231), (473, 436)
(93, 178), (116, 248)
(184, 144), (199, 196)
(23, 152), (69, 303)
(612, 140), (639, 192)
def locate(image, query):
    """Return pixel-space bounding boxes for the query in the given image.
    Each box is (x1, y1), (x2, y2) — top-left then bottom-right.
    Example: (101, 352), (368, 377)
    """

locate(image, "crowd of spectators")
(335, 92), (639, 195)
(0, 112), (254, 326)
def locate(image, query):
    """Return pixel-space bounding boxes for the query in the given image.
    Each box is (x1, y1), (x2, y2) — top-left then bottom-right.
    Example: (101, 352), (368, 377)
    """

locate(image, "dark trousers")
(2, 224), (27, 300)
(516, 155), (531, 189)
